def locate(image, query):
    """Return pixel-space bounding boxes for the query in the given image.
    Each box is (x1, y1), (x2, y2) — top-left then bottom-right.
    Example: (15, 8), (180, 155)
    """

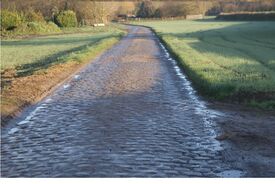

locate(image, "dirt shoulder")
(210, 102), (275, 177)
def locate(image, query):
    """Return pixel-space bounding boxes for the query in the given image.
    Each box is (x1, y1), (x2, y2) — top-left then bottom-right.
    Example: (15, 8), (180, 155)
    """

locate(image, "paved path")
(1, 26), (255, 177)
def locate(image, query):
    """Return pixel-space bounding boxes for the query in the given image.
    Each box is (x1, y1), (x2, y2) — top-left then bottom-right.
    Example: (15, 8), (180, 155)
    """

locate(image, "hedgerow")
(1, 10), (22, 30)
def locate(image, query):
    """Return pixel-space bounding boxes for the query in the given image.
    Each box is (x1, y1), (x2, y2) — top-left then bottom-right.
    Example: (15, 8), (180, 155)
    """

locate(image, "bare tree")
(136, 0), (155, 18)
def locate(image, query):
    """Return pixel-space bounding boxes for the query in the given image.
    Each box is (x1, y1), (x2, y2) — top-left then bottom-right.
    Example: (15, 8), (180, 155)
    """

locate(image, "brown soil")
(210, 102), (275, 177)
(1, 61), (84, 125)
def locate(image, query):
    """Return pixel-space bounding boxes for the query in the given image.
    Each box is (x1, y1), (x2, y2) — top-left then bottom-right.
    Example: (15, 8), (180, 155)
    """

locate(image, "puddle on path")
(63, 84), (70, 89)
(8, 128), (19, 135)
(74, 75), (80, 80)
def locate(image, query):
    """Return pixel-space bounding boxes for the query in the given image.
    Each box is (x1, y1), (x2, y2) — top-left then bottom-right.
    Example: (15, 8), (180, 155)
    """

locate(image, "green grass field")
(133, 19), (275, 109)
(1, 25), (124, 76)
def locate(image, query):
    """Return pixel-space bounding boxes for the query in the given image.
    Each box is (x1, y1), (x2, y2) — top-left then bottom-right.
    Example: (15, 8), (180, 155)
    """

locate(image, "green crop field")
(1, 25), (124, 75)
(133, 19), (275, 109)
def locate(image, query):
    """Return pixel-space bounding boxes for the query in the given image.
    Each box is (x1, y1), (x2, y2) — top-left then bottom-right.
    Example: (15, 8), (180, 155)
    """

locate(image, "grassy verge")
(1, 25), (125, 125)
(132, 19), (275, 109)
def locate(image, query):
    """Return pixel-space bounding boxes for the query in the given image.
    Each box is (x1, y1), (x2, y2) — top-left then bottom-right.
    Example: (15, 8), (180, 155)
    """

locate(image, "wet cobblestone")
(2, 26), (238, 177)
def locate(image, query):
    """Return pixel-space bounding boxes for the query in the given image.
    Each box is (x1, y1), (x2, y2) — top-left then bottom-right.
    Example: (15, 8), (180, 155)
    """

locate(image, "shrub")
(26, 22), (47, 32)
(1, 21), (61, 37)
(55, 10), (77, 27)
(16, 21), (61, 34)
(25, 9), (45, 22)
(46, 22), (61, 32)
(1, 10), (22, 30)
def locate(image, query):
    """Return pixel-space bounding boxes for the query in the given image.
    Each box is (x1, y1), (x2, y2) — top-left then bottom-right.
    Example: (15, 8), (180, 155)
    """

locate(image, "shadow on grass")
(159, 21), (275, 71)
(14, 35), (115, 77)
(2, 34), (111, 47)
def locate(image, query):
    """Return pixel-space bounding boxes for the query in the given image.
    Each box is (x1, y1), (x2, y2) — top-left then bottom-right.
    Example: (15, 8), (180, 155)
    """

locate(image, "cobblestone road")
(1, 26), (246, 177)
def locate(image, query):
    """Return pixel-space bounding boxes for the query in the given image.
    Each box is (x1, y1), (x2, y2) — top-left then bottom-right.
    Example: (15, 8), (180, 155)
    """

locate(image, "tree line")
(207, 0), (275, 15)
(136, 1), (203, 18)
(1, 0), (275, 32)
